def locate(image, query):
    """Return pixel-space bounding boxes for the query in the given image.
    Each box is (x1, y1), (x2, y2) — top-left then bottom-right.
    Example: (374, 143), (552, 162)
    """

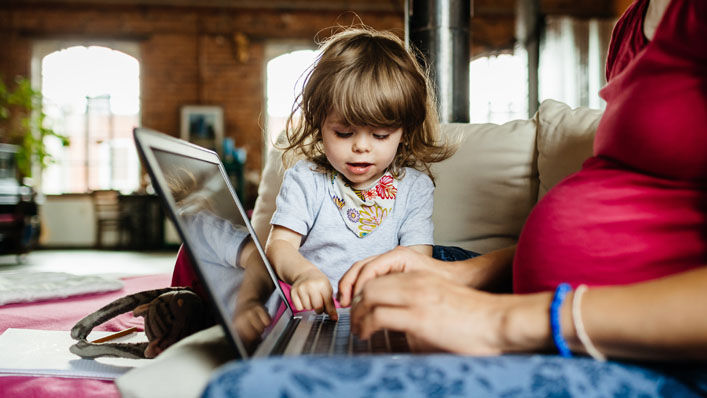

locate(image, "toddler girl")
(265, 27), (453, 319)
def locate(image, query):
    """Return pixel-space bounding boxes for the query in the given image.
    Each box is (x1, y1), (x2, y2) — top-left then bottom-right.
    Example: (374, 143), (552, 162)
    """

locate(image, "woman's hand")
(338, 246), (449, 306)
(291, 268), (338, 320)
(338, 245), (517, 306)
(350, 271), (552, 355)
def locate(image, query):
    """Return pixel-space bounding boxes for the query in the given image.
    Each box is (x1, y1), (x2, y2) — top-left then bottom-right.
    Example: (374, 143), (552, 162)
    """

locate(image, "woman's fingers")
(350, 272), (424, 331)
(340, 248), (412, 306)
(406, 334), (440, 353)
(354, 305), (418, 340)
(338, 254), (378, 306)
(349, 271), (508, 355)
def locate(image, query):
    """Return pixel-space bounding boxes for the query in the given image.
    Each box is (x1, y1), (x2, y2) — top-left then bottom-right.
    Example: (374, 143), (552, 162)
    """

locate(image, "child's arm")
(265, 225), (338, 320)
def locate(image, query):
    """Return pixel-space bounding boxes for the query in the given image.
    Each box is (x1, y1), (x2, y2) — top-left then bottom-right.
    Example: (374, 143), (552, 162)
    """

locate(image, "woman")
(337, 0), (706, 362)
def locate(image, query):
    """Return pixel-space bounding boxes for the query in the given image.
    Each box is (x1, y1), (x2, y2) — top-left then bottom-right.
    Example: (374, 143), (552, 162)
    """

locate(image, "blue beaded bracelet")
(550, 283), (573, 357)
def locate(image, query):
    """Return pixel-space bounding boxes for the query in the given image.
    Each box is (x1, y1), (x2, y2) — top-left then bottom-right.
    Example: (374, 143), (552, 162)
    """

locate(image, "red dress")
(513, 0), (706, 293)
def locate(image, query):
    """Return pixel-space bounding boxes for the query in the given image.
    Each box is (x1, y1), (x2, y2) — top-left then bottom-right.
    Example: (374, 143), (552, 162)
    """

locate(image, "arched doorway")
(35, 42), (140, 194)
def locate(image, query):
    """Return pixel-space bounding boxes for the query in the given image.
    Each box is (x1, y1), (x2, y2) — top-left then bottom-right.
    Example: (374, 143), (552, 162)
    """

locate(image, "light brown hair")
(280, 27), (454, 181)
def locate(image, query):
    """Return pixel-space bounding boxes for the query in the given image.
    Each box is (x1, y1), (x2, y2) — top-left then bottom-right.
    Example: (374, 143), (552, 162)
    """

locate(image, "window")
(539, 16), (615, 109)
(265, 46), (320, 148)
(35, 42), (140, 194)
(265, 45), (529, 137)
(469, 50), (529, 124)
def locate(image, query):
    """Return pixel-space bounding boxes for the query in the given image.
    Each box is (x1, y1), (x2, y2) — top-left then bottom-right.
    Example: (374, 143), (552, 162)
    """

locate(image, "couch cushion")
(431, 121), (537, 253)
(535, 99), (602, 199)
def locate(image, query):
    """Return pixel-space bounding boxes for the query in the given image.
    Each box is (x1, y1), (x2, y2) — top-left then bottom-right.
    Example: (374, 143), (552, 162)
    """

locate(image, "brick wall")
(0, 4), (402, 206)
(0, 1), (618, 204)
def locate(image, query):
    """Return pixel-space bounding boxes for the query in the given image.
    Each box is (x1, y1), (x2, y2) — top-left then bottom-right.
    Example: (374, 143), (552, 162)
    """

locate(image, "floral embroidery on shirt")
(332, 196), (345, 209)
(347, 208), (360, 222)
(376, 175), (397, 199)
(358, 205), (388, 235)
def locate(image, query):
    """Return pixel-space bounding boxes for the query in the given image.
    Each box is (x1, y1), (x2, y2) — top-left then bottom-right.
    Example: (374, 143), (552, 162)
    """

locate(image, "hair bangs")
(329, 58), (425, 131)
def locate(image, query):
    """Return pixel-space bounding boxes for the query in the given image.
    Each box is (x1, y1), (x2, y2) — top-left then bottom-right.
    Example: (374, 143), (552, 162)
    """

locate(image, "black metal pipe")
(406, 0), (470, 123)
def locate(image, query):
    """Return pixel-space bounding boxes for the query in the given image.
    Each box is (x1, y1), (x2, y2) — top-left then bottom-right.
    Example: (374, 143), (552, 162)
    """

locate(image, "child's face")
(321, 111), (403, 189)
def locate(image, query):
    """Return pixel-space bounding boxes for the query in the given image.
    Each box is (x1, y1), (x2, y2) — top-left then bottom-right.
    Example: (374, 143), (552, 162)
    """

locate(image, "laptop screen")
(149, 146), (287, 357)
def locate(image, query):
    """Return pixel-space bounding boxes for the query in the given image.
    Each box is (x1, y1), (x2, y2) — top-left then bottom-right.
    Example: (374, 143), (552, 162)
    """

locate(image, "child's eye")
(373, 134), (389, 140)
(335, 131), (353, 138)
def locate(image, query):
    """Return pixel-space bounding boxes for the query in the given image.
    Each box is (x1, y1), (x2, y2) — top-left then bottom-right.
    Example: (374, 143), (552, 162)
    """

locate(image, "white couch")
(116, 98), (603, 398)
(250, 99), (602, 254)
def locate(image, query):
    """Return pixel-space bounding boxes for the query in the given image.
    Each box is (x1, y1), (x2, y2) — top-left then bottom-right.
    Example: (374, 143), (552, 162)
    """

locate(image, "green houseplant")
(0, 75), (69, 183)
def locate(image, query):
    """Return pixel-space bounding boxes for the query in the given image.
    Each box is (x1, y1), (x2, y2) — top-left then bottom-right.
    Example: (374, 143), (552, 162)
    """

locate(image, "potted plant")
(0, 75), (69, 184)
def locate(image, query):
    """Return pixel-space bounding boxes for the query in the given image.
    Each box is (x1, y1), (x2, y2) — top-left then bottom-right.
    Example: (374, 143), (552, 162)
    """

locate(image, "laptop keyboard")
(302, 312), (409, 355)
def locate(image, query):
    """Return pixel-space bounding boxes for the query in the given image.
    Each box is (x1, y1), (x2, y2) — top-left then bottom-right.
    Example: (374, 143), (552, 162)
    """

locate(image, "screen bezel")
(133, 127), (294, 359)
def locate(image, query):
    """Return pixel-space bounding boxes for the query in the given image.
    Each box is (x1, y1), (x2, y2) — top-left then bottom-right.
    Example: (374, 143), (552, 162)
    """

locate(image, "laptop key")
(388, 330), (410, 352)
(312, 318), (336, 354)
(332, 321), (350, 355)
(351, 334), (371, 354)
(301, 318), (322, 354)
(370, 330), (388, 353)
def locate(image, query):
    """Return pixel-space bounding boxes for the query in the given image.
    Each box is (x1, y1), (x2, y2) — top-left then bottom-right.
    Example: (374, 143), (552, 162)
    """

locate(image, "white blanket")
(0, 271), (123, 305)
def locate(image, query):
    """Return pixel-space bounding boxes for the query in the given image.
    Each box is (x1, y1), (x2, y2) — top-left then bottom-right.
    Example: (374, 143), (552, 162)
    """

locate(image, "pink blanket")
(0, 273), (171, 398)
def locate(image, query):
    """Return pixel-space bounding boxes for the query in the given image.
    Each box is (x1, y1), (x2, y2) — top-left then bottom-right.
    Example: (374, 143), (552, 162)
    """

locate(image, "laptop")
(133, 127), (409, 359)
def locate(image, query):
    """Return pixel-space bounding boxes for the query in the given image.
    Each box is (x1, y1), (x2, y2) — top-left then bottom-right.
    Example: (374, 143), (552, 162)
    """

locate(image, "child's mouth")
(346, 163), (372, 175)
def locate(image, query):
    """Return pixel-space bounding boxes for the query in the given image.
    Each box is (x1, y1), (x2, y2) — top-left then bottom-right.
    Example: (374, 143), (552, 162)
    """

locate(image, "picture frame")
(180, 105), (224, 155)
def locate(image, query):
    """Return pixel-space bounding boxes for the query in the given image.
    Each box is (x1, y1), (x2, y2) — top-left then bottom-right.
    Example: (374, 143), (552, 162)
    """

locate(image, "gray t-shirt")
(270, 160), (434, 292)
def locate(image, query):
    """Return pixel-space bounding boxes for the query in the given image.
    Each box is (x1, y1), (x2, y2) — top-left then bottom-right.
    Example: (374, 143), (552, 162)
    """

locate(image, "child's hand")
(291, 269), (338, 321)
(232, 300), (272, 344)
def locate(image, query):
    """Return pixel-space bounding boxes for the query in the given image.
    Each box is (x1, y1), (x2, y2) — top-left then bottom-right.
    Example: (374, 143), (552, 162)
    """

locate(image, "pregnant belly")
(513, 157), (705, 294)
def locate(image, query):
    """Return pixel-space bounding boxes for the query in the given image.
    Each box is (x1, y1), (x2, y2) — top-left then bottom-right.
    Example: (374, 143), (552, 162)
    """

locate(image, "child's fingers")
(253, 305), (271, 327)
(309, 290), (324, 313)
(291, 290), (304, 311)
(298, 289), (313, 310)
(323, 294), (338, 321)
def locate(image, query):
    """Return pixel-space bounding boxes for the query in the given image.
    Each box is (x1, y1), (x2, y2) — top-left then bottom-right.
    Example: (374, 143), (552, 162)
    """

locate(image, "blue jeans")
(433, 245), (480, 262)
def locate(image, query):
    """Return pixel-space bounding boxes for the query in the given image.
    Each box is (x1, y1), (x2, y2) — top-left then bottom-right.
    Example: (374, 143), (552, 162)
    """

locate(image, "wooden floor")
(0, 249), (178, 278)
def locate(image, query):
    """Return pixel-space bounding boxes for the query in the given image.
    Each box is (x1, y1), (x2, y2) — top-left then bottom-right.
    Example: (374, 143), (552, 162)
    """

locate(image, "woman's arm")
(559, 266), (707, 360)
(406, 244), (433, 256)
(265, 225), (338, 319)
(338, 244), (515, 306)
(350, 266), (707, 360)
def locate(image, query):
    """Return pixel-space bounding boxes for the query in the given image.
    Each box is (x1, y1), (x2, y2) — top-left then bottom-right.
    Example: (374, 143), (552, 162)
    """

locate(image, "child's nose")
(352, 135), (371, 153)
